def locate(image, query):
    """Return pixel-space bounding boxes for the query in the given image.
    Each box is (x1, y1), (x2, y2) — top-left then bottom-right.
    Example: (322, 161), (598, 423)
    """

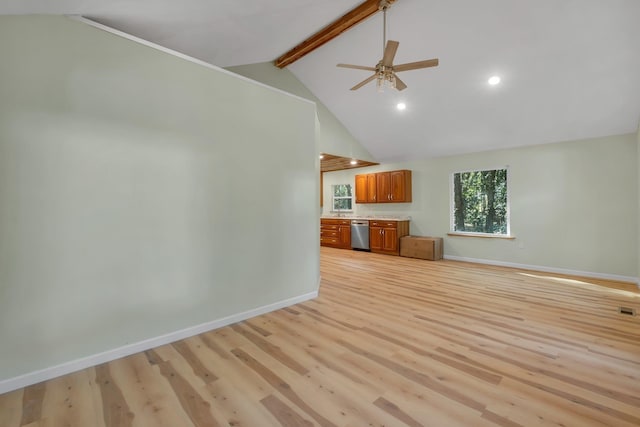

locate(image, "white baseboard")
(0, 290), (318, 394)
(443, 255), (638, 284)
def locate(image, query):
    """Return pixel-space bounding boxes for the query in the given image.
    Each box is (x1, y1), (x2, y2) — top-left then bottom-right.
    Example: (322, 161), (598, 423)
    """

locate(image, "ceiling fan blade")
(394, 74), (407, 91)
(382, 40), (399, 66)
(394, 58), (439, 72)
(350, 74), (377, 91)
(337, 63), (377, 71)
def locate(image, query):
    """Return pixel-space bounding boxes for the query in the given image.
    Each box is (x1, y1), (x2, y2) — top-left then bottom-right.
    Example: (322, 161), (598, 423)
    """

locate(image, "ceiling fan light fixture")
(337, 1), (438, 92)
(376, 67), (396, 92)
(387, 73), (397, 89)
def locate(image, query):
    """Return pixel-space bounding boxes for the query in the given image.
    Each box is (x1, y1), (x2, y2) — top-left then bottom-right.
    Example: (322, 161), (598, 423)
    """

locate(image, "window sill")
(447, 232), (515, 240)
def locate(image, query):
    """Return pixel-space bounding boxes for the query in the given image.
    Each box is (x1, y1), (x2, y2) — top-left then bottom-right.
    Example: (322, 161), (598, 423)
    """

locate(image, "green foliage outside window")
(332, 184), (353, 211)
(453, 168), (508, 234)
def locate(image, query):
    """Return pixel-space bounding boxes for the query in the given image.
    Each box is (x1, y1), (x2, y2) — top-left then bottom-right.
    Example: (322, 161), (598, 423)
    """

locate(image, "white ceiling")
(2, 0), (640, 161)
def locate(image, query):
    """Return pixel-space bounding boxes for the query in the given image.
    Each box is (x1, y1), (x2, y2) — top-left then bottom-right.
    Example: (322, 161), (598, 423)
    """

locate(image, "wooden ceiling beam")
(320, 153), (378, 172)
(274, 0), (396, 69)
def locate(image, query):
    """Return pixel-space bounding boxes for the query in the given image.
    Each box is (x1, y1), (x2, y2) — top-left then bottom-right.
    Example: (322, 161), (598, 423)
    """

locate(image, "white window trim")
(449, 166), (511, 237)
(332, 184), (354, 212)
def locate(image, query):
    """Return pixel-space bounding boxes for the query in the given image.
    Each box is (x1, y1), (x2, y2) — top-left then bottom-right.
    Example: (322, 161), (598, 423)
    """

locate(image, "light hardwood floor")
(1, 247), (639, 426)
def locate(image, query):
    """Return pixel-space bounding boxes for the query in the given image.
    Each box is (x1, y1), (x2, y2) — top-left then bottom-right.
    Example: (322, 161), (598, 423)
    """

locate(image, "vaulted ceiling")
(2, 0), (639, 162)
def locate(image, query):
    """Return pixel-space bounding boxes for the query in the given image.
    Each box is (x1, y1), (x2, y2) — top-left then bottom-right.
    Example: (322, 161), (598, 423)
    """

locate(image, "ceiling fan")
(337, 0), (438, 91)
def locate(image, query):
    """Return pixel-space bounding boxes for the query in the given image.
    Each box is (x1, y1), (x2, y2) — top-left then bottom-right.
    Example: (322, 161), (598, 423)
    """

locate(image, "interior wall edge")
(67, 16), (315, 107)
(0, 290), (318, 395)
(444, 255), (638, 285)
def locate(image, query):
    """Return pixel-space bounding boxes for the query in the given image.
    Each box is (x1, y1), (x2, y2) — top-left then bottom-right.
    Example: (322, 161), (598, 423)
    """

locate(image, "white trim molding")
(0, 290), (318, 394)
(444, 255), (638, 284)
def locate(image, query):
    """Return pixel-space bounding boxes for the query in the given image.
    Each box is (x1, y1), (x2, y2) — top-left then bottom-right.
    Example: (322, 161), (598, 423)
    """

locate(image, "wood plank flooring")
(1, 247), (639, 426)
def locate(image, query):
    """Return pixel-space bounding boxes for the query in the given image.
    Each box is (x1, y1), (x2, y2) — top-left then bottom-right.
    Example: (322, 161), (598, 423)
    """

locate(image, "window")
(451, 168), (509, 235)
(332, 184), (353, 212)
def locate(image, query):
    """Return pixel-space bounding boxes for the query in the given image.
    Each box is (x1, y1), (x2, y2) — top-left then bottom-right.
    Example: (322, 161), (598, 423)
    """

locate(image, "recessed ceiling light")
(488, 76), (501, 85)
(350, 160), (358, 165)
(397, 102), (407, 110)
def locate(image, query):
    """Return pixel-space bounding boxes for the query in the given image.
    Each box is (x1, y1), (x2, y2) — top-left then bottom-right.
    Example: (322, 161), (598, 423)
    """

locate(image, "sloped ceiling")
(2, 0), (639, 161)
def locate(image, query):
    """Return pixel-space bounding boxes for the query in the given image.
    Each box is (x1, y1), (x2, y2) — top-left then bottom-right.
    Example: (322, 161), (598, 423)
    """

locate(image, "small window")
(451, 168), (509, 235)
(332, 184), (353, 212)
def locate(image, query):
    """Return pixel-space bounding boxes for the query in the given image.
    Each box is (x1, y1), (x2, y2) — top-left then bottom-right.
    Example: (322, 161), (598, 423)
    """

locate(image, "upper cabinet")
(355, 170), (412, 203)
(355, 173), (379, 203)
(367, 174), (377, 202)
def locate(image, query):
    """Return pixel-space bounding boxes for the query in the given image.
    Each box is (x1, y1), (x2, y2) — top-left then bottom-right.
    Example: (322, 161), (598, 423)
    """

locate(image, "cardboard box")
(400, 236), (443, 260)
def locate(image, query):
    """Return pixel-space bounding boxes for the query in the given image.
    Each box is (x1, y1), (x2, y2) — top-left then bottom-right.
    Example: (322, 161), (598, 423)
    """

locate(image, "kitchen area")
(320, 216), (411, 255)
(320, 162), (442, 260)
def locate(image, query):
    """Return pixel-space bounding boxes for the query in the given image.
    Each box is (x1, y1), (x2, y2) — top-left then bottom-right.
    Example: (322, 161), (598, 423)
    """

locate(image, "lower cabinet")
(320, 219), (351, 249)
(320, 218), (409, 255)
(370, 220), (410, 255)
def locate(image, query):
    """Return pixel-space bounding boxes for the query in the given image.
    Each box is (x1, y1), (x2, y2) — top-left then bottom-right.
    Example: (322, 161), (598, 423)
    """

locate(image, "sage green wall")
(227, 62), (373, 162)
(324, 134), (637, 279)
(637, 123), (640, 283)
(0, 16), (319, 381)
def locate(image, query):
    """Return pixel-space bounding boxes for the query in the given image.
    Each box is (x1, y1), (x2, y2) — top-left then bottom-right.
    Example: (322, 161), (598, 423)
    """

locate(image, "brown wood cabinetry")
(376, 172), (390, 203)
(369, 220), (410, 255)
(355, 174), (378, 203)
(391, 170), (411, 202)
(366, 173), (377, 202)
(355, 175), (367, 203)
(320, 218), (351, 249)
(355, 170), (411, 203)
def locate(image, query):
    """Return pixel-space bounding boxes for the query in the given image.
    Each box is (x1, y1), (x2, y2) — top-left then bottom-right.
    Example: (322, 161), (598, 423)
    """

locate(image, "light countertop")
(321, 215), (411, 221)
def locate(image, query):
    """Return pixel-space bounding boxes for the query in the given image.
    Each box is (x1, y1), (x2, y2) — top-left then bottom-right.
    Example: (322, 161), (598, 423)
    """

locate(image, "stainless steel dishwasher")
(351, 220), (370, 250)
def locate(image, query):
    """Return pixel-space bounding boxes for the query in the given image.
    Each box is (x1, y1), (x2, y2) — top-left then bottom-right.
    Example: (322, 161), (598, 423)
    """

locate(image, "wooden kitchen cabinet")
(366, 173), (377, 202)
(369, 220), (410, 255)
(320, 218), (351, 249)
(355, 173), (378, 203)
(355, 170), (411, 203)
(369, 224), (383, 251)
(355, 175), (367, 203)
(377, 170), (412, 203)
(376, 172), (391, 203)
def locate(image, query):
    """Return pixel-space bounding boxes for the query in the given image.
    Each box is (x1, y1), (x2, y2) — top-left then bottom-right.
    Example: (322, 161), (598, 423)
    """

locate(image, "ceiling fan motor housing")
(378, 0), (394, 11)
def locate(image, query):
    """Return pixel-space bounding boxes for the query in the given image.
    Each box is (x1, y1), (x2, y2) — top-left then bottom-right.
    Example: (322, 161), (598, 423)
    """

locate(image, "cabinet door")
(389, 170), (407, 202)
(382, 227), (398, 252)
(366, 174), (377, 202)
(376, 172), (391, 203)
(389, 170), (411, 203)
(370, 226), (383, 251)
(355, 174), (367, 203)
(339, 225), (351, 249)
